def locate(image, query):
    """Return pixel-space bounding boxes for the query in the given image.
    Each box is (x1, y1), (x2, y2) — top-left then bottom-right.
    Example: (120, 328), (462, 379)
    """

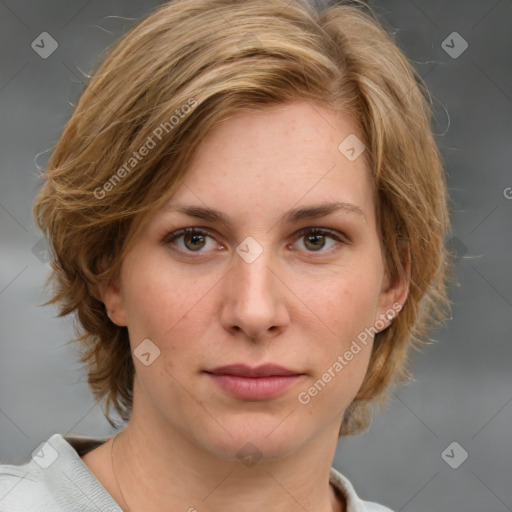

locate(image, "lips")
(205, 364), (302, 378)
(204, 364), (304, 400)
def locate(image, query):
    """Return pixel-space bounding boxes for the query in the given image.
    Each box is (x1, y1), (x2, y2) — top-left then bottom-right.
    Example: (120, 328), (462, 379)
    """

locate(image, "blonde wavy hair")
(33, 0), (454, 435)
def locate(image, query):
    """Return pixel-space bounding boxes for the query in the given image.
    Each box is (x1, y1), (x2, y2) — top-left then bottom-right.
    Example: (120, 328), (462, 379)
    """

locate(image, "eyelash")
(162, 226), (349, 256)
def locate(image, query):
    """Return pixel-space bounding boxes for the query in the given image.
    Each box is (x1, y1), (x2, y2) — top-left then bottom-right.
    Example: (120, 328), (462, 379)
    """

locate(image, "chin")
(198, 416), (309, 464)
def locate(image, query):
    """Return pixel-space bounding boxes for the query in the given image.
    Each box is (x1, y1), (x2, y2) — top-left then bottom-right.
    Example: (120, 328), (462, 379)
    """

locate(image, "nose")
(219, 242), (290, 342)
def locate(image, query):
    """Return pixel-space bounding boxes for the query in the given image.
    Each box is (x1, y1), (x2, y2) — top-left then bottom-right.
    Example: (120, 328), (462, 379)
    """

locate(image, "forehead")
(160, 101), (374, 223)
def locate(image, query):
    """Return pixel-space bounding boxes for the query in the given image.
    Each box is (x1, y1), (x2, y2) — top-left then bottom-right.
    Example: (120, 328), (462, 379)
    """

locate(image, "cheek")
(298, 264), (380, 402)
(305, 265), (382, 339)
(121, 255), (218, 364)
(297, 346), (372, 424)
(122, 250), (178, 326)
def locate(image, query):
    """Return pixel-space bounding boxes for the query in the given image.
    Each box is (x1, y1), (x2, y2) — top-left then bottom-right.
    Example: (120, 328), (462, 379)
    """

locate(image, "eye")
(163, 226), (348, 255)
(292, 227), (347, 253)
(163, 227), (220, 253)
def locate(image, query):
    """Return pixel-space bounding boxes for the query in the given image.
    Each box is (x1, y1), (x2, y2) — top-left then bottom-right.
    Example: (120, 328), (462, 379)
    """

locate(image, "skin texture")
(83, 101), (409, 512)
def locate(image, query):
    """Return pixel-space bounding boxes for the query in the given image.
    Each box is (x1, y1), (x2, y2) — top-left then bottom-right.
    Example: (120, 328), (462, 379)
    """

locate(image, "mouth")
(206, 363), (302, 378)
(204, 364), (305, 400)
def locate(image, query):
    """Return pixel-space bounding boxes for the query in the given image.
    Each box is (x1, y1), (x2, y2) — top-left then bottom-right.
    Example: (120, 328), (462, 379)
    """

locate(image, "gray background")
(1, 0), (511, 510)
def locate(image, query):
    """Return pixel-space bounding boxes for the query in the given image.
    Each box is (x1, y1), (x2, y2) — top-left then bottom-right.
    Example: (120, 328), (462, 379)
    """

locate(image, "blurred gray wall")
(1, 1), (511, 510)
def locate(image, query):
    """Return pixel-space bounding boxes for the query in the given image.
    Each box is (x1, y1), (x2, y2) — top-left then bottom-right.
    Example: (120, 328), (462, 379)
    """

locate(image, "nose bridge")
(232, 238), (276, 305)
(220, 236), (288, 338)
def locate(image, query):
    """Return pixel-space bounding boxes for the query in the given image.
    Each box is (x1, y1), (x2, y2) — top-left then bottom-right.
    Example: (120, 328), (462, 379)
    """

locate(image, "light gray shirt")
(0, 433), (393, 511)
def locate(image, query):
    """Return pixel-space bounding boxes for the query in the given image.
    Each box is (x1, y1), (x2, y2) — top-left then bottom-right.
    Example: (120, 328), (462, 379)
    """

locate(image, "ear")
(376, 241), (411, 326)
(98, 276), (127, 327)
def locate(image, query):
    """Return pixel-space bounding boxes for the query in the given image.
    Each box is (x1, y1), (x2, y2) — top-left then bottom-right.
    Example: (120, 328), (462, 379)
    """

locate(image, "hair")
(33, 0), (455, 435)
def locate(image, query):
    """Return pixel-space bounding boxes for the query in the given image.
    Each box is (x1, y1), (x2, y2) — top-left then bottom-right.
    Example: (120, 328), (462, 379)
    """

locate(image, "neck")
(110, 395), (345, 512)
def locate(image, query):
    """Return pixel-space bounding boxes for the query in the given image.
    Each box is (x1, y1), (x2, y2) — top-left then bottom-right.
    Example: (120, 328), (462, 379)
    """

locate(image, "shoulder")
(0, 460), (43, 512)
(0, 444), (63, 511)
(329, 466), (394, 512)
(0, 433), (120, 512)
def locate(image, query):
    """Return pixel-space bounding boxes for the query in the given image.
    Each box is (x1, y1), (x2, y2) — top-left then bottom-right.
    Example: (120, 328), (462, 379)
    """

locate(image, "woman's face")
(103, 101), (407, 461)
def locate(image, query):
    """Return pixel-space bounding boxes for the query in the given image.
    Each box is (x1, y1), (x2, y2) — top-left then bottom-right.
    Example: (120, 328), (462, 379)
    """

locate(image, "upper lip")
(205, 364), (302, 377)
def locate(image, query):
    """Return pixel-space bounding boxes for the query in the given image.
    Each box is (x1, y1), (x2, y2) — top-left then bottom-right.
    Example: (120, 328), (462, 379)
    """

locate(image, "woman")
(0, 0), (453, 510)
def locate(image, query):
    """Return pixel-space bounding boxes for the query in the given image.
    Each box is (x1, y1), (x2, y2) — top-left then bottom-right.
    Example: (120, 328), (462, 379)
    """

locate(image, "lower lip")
(206, 373), (303, 400)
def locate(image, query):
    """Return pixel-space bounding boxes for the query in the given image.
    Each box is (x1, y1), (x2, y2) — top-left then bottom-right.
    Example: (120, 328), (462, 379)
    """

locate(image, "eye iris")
(304, 233), (325, 251)
(177, 230), (332, 252)
(184, 232), (206, 251)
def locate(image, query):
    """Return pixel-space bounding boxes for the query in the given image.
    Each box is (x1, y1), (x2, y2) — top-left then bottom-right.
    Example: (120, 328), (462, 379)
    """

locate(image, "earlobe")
(98, 278), (127, 327)
(378, 241), (411, 326)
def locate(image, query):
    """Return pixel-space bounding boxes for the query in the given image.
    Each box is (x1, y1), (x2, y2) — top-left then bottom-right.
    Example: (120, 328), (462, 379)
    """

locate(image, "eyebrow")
(163, 201), (366, 227)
